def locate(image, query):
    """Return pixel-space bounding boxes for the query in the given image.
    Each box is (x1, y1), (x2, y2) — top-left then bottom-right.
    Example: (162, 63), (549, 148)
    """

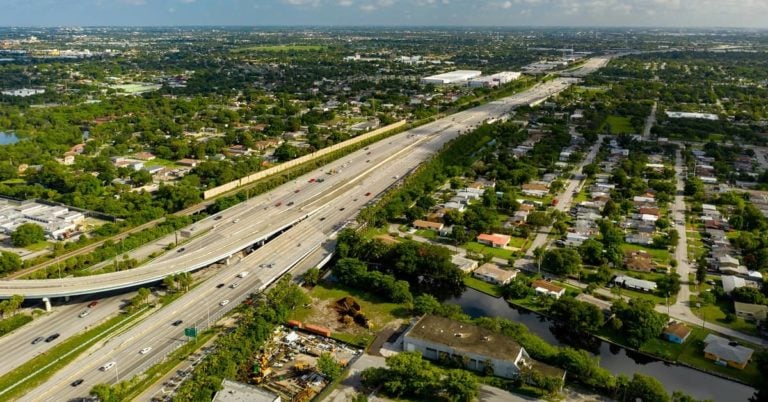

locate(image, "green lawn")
(689, 294), (758, 335)
(464, 276), (503, 297)
(414, 229), (438, 239)
(464, 242), (514, 260)
(620, 244), (671, 265)
(24, 241), (51, 252)
(601, 115), (634, 134)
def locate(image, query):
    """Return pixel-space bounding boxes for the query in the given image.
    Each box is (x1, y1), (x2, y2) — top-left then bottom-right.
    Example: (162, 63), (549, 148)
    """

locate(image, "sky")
(1, 0), (767, 28)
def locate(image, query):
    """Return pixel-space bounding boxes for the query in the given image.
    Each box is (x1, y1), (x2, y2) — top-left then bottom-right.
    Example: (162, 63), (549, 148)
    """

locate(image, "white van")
(237, 271), (249, 278)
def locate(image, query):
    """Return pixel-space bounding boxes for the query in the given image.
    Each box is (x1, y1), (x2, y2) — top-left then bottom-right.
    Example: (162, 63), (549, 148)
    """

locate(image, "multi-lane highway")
(12, 71), (592, 401)
(0, 294), (132, 378)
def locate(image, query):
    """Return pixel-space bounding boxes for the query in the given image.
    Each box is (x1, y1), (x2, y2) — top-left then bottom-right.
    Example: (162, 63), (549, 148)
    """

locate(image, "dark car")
(177, 247), (186, 253)
(45, 333), (60, 343)
(287, 201), (295, 206)
(71, 379), (84, 387)
(172, 320), (184, 326)
(214, 215), (222, 220)
(87, 301), (99, 308)
(31, 336), (44, 345)
(216, 283), (226, 289)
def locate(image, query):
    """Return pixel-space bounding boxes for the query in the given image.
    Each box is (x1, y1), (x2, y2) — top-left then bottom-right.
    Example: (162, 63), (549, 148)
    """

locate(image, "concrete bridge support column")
(64, 296), (70, 302)
(42, 297), (51, 312)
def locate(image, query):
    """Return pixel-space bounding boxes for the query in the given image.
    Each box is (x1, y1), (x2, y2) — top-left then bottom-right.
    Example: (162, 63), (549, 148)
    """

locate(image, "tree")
(578, 239), (605, 266)
(0, 251), (22, 274)
(732, 287), (765, 304)
(11, 223), (46, 247)
(623, 373), (670, 402)
(303, 268), (321, 286)
(527, 211), (552, 230)
(163, 274), (176, 292)
(611, 299), (668, 348)
(317, 352), (344, 380)
(443, 369), (479, 402)
(548, 297), (605, 333)
(413, 294), (442, 315)
(750, 350), (768, 402)
(582, 163), (598, 178)
(7, 295), (24, 316)
(657, 273), (681, 297)
(541, 248), (582, 276)
(137, 288), (151, 305)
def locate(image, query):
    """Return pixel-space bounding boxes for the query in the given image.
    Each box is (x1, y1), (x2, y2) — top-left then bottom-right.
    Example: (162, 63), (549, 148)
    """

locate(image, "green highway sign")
(184, 327), (198, 338)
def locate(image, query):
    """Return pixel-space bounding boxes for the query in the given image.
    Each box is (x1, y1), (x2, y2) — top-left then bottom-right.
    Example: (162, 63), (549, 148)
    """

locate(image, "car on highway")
(177, 247), (186, 253)
(287, 201), (295, 206)
(70, 379), (84, 387)
(366, 159), (370, 163)
(230, 283), (239, 289)
(140, 347), (152, 354)
(100, 362), (116, 371)
(233, 218), (240, 223)
(87, 301), (99, 308)
(275, 201), (282, 207)
(220, 300), (230, 306)
(339, 207), (345, 211)
(364, 192), (371, 196)
(45, 333), (60, 343)
(294, 189), (300, 193)
(172, 320), (184, 326)
(308, 178), (316, 183)
(78, 310), (90, 318)
(319, 217), (326, 221)
(214, 215), (222, 220)
(317, 178), (325, 183)
(216, 283), (226, 289)
(31, 336), (44, 345)
(237, 271), (249, 278)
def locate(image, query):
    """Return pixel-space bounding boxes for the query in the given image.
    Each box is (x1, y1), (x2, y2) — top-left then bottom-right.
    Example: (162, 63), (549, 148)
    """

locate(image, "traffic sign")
(184, 327), (198, 338)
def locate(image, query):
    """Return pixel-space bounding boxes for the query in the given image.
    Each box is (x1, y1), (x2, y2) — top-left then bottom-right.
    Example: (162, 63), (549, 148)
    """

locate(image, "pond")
(0, 131), (19, 145)
(448, 288), (756, 402)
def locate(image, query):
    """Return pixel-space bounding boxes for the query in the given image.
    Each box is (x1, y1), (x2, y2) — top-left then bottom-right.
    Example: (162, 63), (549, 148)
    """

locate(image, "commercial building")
(666, 111), (719, 121)
(0, 200), (85, 240)
(468, 72), (521, 88)
(213, 379), (281, 402)
(403, 315), (565, 381)
(473, 263), (518, 285)
(421, 70), (482, 85)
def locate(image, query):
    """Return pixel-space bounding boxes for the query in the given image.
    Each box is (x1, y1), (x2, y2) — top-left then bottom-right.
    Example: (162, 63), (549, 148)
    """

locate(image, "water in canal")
(448, 288), (756, 402)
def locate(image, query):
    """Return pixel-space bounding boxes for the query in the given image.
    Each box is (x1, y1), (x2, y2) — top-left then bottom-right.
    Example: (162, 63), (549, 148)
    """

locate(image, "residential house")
(721, 276), (747, 294)
(735, 302), (768, 322)
(477, 233), (511, 248)
(452, 255), (479, 274)
(662, 322), (691, 344)
(403, 315), (565, 381)
(613, 275), (657, 292)
(522, 183), (549, 198)
(717, 255), (747, 275)
(133, 152), (156, 161)
(565, 232), (589, 247)
(444, 201), (467, 212)
(625, 233), (654, 246)
(412, 220), (444, 231)
(703, 334), (754, 370)
(531, 279), (566, 299)
(473, 263), (518, 285)
(176, 158), (200, 168)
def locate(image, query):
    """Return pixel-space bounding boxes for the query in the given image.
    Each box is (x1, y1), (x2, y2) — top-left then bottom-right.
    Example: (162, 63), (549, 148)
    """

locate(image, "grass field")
(689, 294), (757, 336)
(464, 276), (503, 298)
(620, 243), (671, 265)
(232, 44), (326, 53)
(464, 242), (514, 260)
(600, 115), (634, 134)
(24, 241), (51, 252)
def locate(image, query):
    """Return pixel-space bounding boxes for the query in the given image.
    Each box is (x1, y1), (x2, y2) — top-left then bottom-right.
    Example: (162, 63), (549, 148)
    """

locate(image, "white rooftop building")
(421, 70), (482, 85)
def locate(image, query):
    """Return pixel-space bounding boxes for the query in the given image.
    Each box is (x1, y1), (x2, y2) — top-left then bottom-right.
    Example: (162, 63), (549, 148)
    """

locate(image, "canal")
(449, 288), (756, 402)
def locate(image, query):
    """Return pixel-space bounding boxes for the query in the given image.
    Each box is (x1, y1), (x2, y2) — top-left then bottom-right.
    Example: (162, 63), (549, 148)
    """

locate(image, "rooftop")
(212, 379), (280, 402)
(406, 315), (522, 361)
(663, 322), (691, 339)
(703, 334), (754, 364)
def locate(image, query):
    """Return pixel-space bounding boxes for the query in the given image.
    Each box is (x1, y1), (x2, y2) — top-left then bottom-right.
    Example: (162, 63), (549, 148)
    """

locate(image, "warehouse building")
(468, 72), (521, 88)
(421, 70), (482, 85)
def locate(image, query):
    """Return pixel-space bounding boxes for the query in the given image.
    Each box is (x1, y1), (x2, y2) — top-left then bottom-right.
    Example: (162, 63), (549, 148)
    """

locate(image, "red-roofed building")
(477, 233), (511, 248)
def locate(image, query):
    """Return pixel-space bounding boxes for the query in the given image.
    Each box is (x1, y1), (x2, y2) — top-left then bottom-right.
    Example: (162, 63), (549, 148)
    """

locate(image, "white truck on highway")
(237, 271), (249, 278)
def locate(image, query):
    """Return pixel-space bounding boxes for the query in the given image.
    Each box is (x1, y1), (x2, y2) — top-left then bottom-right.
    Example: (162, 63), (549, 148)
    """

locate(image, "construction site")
(247, 322), (359, 402)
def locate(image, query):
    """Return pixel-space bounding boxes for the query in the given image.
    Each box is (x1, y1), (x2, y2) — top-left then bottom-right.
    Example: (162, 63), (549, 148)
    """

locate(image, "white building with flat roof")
(421, 70), (482, 85)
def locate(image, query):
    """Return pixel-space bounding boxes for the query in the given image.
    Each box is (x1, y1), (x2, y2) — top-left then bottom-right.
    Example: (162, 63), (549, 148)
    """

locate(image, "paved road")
(0, 294), (133, 378)
(656, 150), (768, 347)
(515, 135), (604, 269)
(643, 101), (657, 139)
(0, 77), (582, 300)
(18, 72), (587, 402)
